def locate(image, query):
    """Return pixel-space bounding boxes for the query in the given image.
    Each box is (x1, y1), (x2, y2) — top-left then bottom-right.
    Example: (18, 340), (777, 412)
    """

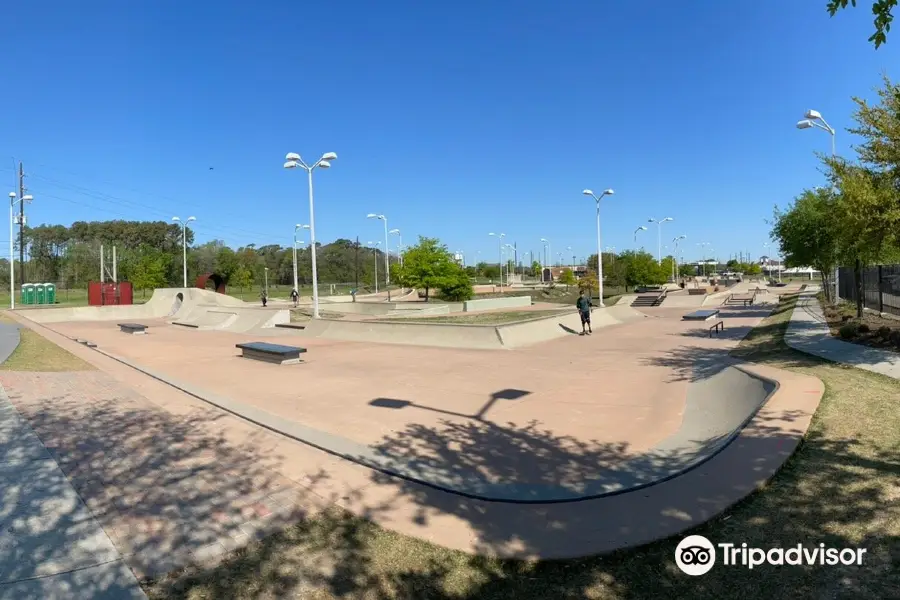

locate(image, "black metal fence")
(837, 264), (900, 316)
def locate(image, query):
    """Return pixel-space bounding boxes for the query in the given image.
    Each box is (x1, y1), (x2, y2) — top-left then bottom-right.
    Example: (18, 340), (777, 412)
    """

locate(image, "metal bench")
(709, 321), (725, 337)
(236, 342), (307, 365)
(118, 323), (147, 335)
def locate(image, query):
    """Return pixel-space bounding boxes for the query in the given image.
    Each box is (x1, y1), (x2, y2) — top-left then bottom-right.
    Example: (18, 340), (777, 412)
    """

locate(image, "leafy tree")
(678, 263), (696, 278)
(771, 187), (842, 303)
(558, 268), (576, 289)
(827, 0), (895, 48)
(130, 246), (171, 294)
(617, 250), (666, 287)
(660, 256), (676, 281)
(437, 268), (474, 301)
(393, 236), (464, 302)
(578, 271), (598, 298)
(531, 260), (542, 280)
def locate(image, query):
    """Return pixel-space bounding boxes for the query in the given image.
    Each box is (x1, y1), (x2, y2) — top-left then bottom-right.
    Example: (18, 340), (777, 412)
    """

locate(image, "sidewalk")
(785, 289), (900, 381)
(0, 384), (145, 599)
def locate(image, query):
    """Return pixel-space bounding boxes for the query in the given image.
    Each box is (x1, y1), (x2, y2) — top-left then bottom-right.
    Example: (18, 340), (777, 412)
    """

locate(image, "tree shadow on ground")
(0, 370), (338, 595)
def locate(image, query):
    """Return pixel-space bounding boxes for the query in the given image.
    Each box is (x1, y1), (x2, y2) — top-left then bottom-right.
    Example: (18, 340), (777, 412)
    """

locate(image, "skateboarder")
(576, 290), (593, 335)
(290, 288), (299, 308)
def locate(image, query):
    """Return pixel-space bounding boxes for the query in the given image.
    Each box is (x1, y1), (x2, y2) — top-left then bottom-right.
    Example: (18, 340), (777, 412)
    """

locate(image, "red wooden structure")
(195, 273), (226, 294)
(88, 281), (134, 306)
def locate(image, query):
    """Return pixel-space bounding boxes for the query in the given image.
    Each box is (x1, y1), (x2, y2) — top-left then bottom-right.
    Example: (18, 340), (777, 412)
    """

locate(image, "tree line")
(770, 75), (900, 316)
(4, 220), (397, 292)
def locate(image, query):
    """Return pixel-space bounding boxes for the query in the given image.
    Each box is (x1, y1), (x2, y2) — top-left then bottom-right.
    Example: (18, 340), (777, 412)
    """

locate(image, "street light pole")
(672, 235), (686, 281)
(389, 228), (403, 267)
(284, 151), (337, 319)
(633, 225), (647, 247)
(488, 232), (505, 286)
(171, 216), (196, 288)
(368, 241), (380, 293)
(293, 223), (310, 294)
(796, 109), (836, 157)
(582, 188), (615, 307)
(367, 214), (391, 295)
(540, 238), (551, 275)
(648, 217), (673, 264)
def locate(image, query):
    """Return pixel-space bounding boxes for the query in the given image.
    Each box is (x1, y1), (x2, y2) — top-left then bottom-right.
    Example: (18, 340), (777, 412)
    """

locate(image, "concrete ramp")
(174, 309), (238, 330)
(301, 304), (649, 350)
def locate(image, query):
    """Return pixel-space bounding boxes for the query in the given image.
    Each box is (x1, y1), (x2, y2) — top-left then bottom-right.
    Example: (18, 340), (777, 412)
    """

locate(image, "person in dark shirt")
(576, 290), (593, 335)
(290, 288), (299, 308)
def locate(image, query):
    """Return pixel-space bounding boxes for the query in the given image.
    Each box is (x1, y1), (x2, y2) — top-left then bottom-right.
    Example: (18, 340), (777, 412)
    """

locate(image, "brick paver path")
(0, 371), (327, 580)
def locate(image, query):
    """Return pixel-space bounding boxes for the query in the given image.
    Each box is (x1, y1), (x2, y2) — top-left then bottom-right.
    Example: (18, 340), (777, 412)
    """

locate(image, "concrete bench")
(236, 342), (307, 365)
(683, 309), (720, 321)
(118, 323), (147, 335)
(709, 321), (725, 337)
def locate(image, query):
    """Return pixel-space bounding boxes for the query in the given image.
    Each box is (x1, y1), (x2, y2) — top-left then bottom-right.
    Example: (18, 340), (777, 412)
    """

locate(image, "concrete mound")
(301, 304), (648, 350)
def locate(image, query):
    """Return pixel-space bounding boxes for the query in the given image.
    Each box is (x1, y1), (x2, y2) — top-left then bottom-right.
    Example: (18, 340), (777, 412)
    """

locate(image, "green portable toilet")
(21, 283), (34, 305)
(45, 283), (56, 304)
(35, 283), (46, 305)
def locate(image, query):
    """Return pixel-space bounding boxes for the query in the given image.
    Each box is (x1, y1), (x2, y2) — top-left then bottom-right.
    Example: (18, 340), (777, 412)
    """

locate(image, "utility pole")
(18, 162), (25, 287)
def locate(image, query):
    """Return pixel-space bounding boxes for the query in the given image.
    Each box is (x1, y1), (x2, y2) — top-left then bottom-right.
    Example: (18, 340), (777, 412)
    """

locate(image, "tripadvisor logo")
(675, 535), (867, 575)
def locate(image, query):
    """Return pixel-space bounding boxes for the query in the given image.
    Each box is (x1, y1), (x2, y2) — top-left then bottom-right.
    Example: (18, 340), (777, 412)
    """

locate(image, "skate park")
(15, 280), (821, 518)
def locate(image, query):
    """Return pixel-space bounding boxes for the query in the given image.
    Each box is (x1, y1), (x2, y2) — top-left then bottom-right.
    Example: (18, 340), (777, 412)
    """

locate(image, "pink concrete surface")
(3, 308), (824, 571)
(37, 308), (763, 487)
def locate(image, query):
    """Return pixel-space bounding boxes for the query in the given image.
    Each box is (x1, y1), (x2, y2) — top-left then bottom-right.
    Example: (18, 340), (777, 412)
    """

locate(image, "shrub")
(858, 323), (871, 334)
(877, 325), (892, 338)
(890, 330), (900, 346)
(839, 323), (859, 339)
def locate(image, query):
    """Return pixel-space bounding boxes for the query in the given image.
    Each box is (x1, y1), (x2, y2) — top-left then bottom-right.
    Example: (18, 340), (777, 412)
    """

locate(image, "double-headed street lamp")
(633, 225), (647, 246)
(366, 214), (390, 294)
(389, 228), (403, 267)
(648, 217), (673, 264)
(583, 188), (615, 306)
(171, 216), (196, 288)
(8, 192), (33, 309)
(672, 235), (687, 280)
(488, 232), (505, 286)
(284, 151), (337, 319)
(292, 223), (310, 293)
(540, 238), (551, 273)
(796, 109), (836, 157)
(367, 241), (381, 292)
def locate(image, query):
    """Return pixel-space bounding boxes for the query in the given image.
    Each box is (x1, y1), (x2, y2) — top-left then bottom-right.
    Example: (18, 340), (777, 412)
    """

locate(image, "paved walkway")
(785, 289), (900, 380)
(0, 325), (145, 600)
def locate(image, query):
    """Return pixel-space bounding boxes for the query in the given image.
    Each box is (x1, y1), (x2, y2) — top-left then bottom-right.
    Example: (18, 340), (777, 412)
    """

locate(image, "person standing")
(290, 288), (299, 308)
(260, 289), (268, 307)
(576, 290), (593, 335)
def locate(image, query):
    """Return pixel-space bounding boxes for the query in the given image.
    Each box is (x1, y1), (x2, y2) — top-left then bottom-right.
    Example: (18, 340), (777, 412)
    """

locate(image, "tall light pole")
(672, 235), (686, 281)
(797, 110), (837, 298)
(796, 109), (836, 157)
(284, 150), (337, 319)
(367, 241), (380, 293)
(540, 238), (550, 279)
(583, 188), (615, 306)
(648, 217), (673, 264)
(293, 223), (310, 293)
(264, 267), (269, 295)
(8, 192), (32, 309)
(366, 213), (391, 290)
(488, 232), (505, 286)
(697, 242), (710, 277)
(171, 216), (196, 288)
(389, 228), (403, 267)
(633, 225), (648, 247)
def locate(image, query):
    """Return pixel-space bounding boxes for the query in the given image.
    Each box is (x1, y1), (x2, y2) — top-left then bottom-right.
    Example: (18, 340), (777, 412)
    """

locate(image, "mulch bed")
(820, 296), (900, 353)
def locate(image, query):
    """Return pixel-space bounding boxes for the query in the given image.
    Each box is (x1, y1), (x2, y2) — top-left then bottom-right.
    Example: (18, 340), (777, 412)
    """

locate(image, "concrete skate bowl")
(345, 364), (779, 502)
(300, 305), (647, 350)
(17, 287), (246, 325)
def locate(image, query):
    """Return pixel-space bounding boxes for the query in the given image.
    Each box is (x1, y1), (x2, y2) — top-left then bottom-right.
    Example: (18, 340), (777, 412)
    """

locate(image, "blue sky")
(1, 1), (897, 265)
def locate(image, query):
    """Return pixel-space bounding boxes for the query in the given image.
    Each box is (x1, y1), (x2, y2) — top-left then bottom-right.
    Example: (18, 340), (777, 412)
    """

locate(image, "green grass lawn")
(145, 294), (900, 599)
(0, 314), (94, 371)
